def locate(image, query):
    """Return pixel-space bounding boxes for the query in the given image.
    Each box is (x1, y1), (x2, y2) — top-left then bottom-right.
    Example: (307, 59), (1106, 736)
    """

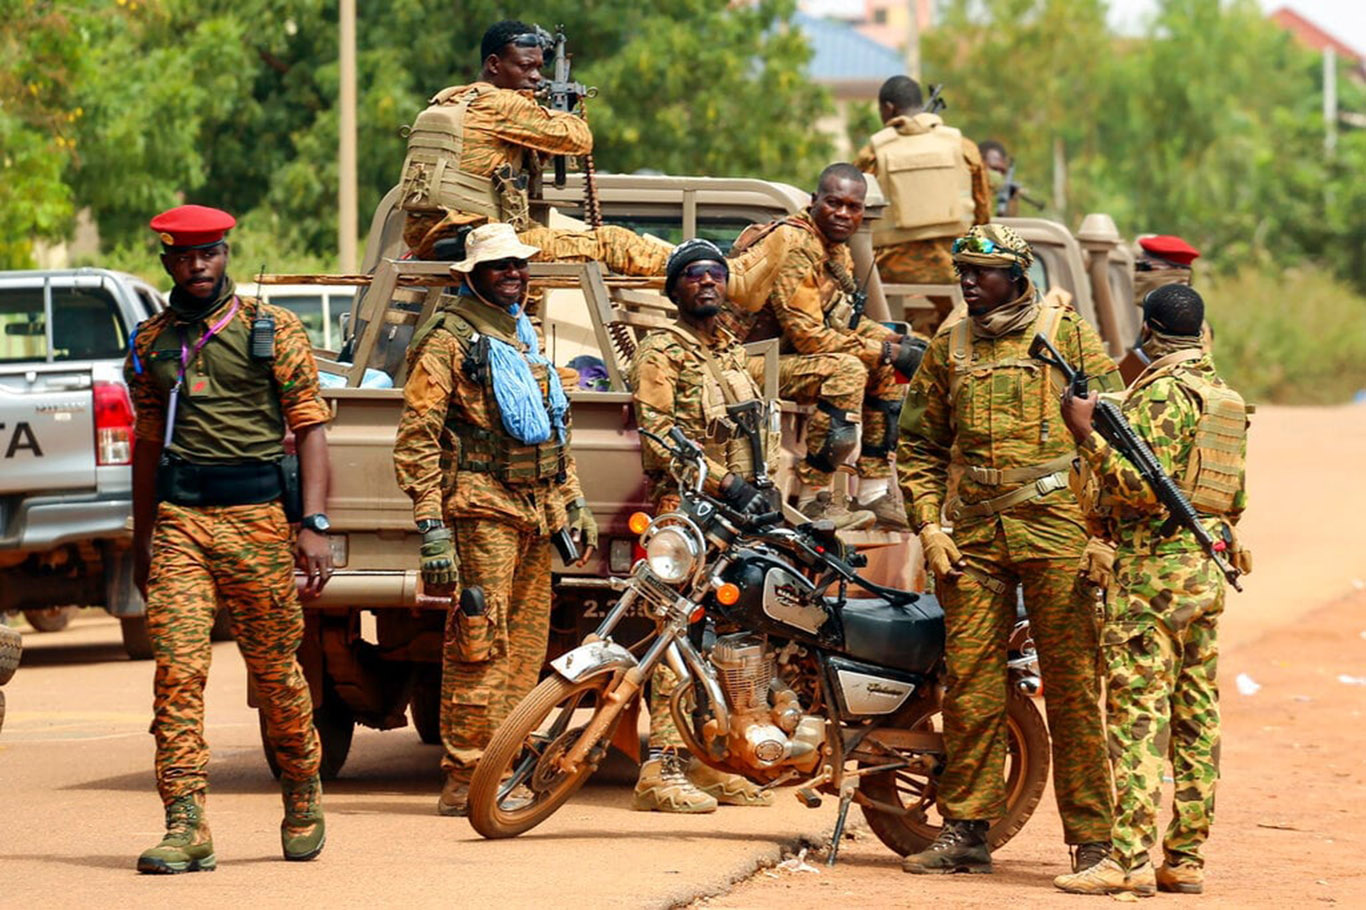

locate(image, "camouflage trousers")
(875, 238), (959, 338)
(440, 518), (552, 781)
(146, 501), (319, 803)
(648, 664), (687, 751)
(935, 524), (1112, 842)
(1104, 550), (1224, 869)
(403, 209), (669, 276)
(755, 352), (904, 485)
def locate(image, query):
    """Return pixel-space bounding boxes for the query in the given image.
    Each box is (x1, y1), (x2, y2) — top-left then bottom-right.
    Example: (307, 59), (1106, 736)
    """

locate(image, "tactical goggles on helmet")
(511, 27), (553, 50)
(680, 262), (727, 283)
(951, 236), (1022, 259)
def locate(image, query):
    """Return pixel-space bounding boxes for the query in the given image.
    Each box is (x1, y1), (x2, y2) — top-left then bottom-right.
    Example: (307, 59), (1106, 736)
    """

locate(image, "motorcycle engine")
(710, 633), (824, 774)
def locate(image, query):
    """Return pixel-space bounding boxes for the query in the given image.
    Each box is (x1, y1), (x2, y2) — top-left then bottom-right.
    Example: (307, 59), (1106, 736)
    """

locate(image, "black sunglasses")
(681, 262), (727, 282)
(483, 257), (529, 271)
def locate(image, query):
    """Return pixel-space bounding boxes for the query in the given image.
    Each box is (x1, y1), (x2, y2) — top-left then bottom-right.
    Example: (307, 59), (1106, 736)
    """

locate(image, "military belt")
(951, 469), (1070, 521)
(156, 456), (283, 508)
(967, 454), (1074, 487)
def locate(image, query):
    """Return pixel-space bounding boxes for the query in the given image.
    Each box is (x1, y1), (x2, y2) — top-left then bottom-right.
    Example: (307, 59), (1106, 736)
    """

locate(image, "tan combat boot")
(797, 492), (875, 531)
(281, 774), (325, 861)
(686, 757), (773, 807)
(852, 485), (911, 532)
(1053, 856), (1156, 896)
(437, 776), (470, 817)
(137, 791), (216, 874)
(632, 753), (717, 813)
(902, 819), (992, 874)
(1157, 860), (1204, 894)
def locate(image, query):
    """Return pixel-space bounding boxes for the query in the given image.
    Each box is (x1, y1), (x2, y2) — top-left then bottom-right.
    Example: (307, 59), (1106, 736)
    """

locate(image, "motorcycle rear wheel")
(860, 687), (1050, 855)
(468, 673), (620, 839)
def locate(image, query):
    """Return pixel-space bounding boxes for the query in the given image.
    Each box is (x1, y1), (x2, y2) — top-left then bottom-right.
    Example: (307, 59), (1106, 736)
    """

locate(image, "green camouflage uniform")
(898, 289), (1117, 843)
(125, 282), (326, 802)
(393, 293), (585, 784)
(1078, 348), (1247, 871)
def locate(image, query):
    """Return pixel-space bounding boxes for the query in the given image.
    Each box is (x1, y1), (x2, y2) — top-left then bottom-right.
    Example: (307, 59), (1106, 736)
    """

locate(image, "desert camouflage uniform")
(394, 294), (584, 783)
(401, 81), (669, 275)
(897, 290), (1116, 843)
(126, 288), (326, 802)
(855, 130), (992, 337)
(724, 210), (904, 485)
(1078, 350), (1247, 871)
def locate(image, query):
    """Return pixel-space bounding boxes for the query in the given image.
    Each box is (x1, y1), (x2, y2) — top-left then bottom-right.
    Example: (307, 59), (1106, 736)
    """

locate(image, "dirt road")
(1, 405), (1363, 908)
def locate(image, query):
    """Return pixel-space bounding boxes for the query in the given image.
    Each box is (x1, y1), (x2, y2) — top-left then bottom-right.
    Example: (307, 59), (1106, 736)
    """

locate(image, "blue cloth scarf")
(462, 287), (567, 445)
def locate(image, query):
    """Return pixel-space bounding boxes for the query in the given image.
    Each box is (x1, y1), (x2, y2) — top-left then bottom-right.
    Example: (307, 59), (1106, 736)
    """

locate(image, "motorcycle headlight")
(645, 526), (699, 584)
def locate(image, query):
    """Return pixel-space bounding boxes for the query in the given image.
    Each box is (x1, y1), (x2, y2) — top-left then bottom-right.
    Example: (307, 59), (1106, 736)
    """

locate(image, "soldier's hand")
(1078, 536), (1116, 591)
(1060, 387), (1098, 445)
(919, 522), (964, 581)
(419, 526), (459, 594)
(297, 529), (335, 598)
(567, 503), (598, 567)
(719, 473), (768, 516)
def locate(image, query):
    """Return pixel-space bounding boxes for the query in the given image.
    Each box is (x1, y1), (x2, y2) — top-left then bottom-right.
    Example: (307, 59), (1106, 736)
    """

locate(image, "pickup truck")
(252, 174), (1139, 779)
(0, 268), (228, 658)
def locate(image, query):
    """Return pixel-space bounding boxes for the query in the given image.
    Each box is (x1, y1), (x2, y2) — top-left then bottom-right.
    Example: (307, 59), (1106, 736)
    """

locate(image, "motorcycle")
(467, 429), (1050, 862)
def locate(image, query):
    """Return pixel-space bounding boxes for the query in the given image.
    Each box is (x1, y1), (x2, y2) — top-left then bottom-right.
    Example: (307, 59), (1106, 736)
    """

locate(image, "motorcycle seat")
(840, 594), (945, 675)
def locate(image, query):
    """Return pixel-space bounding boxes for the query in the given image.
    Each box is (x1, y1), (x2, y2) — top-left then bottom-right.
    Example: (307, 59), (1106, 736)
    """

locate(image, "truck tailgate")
(0, 367), (96, 494)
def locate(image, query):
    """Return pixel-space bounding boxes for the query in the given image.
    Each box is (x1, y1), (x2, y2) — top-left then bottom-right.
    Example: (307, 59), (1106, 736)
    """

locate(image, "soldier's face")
(488, 45), (544, 90)
(810, 177), (866, 243)
(470, 257), (530, 309)
(162, 243), (229, 300)
(675, 260), (727, 319)
(958, 264), (1017, 315)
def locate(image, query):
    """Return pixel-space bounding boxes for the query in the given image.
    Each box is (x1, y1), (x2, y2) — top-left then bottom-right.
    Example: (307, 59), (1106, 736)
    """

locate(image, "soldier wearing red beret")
(125, 204), (333, 872)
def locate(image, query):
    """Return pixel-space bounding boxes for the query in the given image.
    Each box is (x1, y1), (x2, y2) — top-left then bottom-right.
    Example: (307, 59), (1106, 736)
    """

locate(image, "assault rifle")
(540, 25), (594, 188)
(926, 83), (947, 115)
(1030, 333), (1243, 592)
(995, 163), (1046, 216)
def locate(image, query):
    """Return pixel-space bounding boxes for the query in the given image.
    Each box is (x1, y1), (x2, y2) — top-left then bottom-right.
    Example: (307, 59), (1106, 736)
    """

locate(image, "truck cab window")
(0, 287), (126, 363)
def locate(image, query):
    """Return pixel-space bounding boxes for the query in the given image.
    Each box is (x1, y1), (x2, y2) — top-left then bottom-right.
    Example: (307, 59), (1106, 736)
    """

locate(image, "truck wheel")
(210, 607), (234, 642)
(120, 616), (154, 661)
(24, 606), (77, 633)
(258, 686), (355, 781)
(410, 666), (442, 745)
(0, 624), (21, 686)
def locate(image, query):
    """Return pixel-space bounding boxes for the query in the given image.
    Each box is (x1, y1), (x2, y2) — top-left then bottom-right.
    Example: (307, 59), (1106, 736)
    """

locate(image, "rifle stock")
(1029, 333), (1243, 592)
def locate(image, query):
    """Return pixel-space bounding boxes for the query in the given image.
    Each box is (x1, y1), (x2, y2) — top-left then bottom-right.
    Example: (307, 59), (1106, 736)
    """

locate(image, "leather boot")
(686, 757), (773, 807)
(1157, 860), (1204, 894)
(1054, 856), (1156, 896)
(853, 486), (911, 531)
(281, 774), (325, 861)
(437, 776), (470, 817)
(137, 791), (216, 874)
(797, 492), (875, 531)
(901, 819), (992, 874)
(632, 754), (717, 813)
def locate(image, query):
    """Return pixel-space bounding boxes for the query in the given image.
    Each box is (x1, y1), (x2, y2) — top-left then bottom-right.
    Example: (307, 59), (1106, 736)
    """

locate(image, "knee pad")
(805, 400), (860, 473)
(861, 395), (904, 459)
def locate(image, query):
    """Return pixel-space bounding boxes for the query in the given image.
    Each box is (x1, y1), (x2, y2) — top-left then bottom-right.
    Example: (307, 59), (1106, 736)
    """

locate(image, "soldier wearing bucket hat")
(896, 222), (1119, 876)
(393, 222), (597, 816)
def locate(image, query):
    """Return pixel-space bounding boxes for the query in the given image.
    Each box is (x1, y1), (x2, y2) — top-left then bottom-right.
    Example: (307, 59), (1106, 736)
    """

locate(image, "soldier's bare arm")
(394, 333), (461, 523)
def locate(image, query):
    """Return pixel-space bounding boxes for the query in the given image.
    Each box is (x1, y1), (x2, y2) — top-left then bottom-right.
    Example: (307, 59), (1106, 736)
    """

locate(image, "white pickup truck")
(0, 269), (221, 658)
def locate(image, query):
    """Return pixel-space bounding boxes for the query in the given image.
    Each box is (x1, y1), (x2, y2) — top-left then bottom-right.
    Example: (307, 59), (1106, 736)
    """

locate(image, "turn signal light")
(628, 511), (652, 535)
(715, 583), (741, 606)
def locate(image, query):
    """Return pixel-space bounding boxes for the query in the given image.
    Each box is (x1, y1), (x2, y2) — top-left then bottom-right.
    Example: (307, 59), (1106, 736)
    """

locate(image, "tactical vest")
(659, 324), (781, 483)
(398, 85), (531, 229)
(414, 307), (568, 486)
(869, 114), (974, 247)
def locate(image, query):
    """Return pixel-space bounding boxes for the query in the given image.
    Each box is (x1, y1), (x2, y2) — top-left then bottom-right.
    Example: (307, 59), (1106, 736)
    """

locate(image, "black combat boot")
(901, 819), (992, 874)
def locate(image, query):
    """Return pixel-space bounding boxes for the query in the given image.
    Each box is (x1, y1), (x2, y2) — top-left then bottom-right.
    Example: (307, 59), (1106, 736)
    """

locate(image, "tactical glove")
(890, 337), (929, 381)
(568, 501), (599, 551)
(919, 522), (964, 579)
(419, 526), (459, 592)
(1078, 536), (1117, 591)
(719, 473), (768, 515)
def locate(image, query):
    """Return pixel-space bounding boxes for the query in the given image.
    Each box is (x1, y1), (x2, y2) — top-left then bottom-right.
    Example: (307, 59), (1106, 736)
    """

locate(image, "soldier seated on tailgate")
(399, 19), (669, 277)
(854, 76), (992, 338)
(724, 163), (928, 531)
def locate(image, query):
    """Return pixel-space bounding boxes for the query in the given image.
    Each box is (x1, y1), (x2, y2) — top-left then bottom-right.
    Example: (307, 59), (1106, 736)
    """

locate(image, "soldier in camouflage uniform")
(854, 77), (992, 339)
(898, 223), (1116, 876)
(126, 205), (332, 872)
(1054, 284), (1249, 898)
(400, 19), (669, 276)
(725, 163), (926, 530)
(628, 239), (780, 813)
(393, 222), (598, 817)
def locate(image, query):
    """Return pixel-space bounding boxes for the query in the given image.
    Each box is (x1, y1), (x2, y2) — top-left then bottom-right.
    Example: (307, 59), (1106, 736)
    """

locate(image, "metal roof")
(795, 12), (905, 83)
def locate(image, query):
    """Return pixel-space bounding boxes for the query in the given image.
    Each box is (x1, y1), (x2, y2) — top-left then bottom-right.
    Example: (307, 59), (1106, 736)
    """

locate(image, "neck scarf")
(169, 275), (235, 323)
(971, 282), (1038, 339)
(1140, 327), (1203, 361)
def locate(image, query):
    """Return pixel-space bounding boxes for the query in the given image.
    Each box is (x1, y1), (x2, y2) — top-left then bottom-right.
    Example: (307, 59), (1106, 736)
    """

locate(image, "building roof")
(1268, 6), (1363, 64)
(795, 12), (905, 84)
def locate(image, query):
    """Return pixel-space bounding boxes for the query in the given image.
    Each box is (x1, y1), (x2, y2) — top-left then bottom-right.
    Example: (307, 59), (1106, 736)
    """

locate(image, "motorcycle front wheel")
(860, 687), (1050, 855)
(467, 673), (622, 839)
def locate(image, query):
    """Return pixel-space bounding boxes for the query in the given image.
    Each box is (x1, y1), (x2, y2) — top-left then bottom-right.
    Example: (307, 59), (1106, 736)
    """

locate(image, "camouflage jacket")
(898, 291), (1119, 558)
(1079, 350), (1247, 554)
(724, 210), (893, 368)
(438, 81), (591, 178)
(393, 296), (584, 534)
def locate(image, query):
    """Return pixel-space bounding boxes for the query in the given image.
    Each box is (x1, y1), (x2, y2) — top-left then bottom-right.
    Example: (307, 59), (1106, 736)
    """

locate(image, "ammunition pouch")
(451, 422), (566, 486)
(156, 456), (283, 509)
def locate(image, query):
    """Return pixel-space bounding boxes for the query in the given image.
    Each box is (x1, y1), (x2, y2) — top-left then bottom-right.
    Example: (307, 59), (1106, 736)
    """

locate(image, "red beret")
(150, 204), (236, 249)
(1138, 234), (1200, 266)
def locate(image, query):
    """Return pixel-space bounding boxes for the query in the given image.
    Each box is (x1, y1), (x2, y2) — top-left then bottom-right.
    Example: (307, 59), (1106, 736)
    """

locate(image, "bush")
(1204, 266), (1366, 405)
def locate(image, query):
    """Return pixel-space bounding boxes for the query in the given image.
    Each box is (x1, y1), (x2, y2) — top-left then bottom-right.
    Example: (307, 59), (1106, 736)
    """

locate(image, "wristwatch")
(416, 518), (445, 534)
(301, 513), (331, 533)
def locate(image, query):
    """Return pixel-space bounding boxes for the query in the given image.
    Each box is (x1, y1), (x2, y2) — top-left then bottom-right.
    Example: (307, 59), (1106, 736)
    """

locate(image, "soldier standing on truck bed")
(393, 222), (598, 817)
(723, 163), (926, 531)
(125, 204), (333, 873)
(400, 19), (669, 276)
(627, 239), (781, 813)
(1054, 284), (1249, 898)
(896, 223), (1116, 877)
(854, 76), (992, 340)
